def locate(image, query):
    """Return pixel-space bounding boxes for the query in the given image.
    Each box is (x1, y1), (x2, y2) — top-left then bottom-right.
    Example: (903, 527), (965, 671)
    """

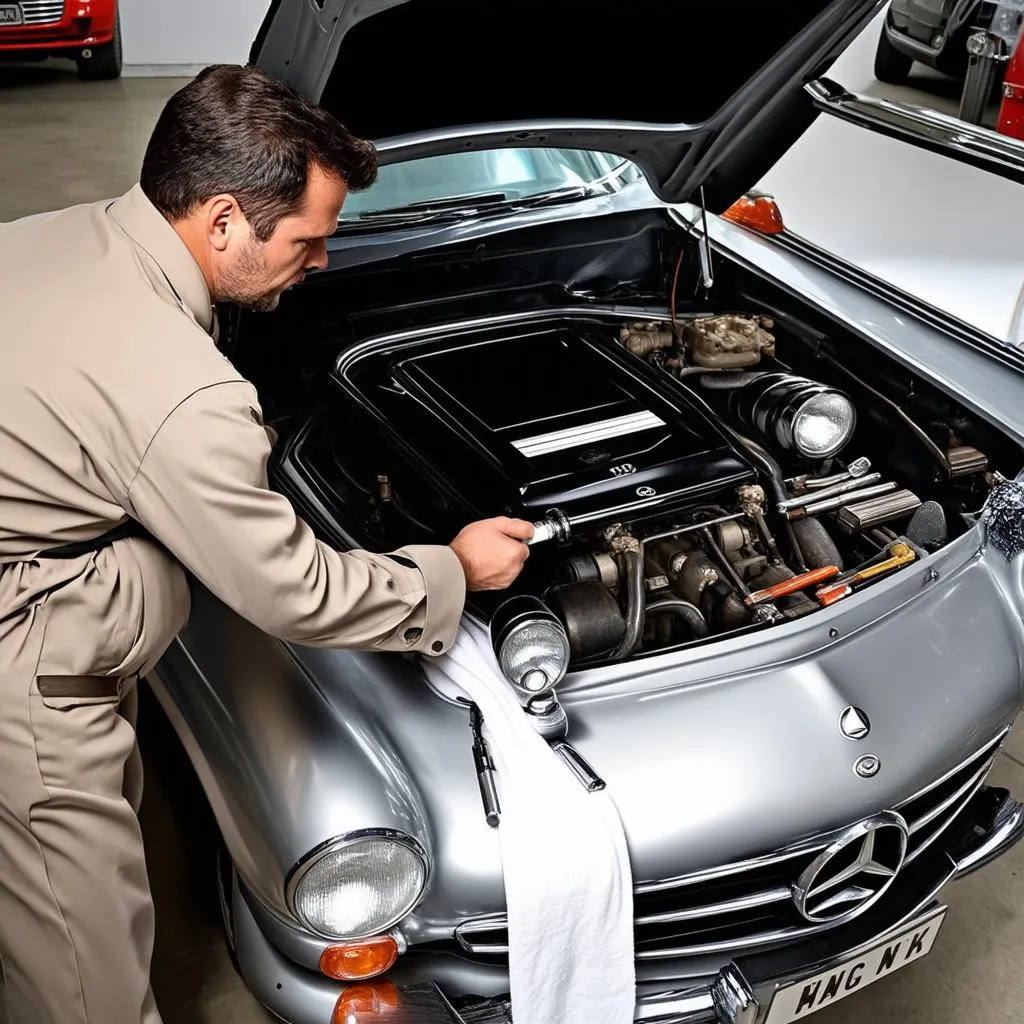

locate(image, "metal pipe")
(778, 472), (882, 511)
(786, 482), (898, 520)
(701, 527), (751, 597)
(786, 456), (871, 492)
(552, 742), (606, 793)
(803, 456), (872, 489)
(641, 511), (744, 544)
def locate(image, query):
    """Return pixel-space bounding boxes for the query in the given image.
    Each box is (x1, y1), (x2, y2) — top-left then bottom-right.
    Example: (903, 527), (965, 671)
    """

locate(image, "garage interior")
(2, 4), (1024, 1024)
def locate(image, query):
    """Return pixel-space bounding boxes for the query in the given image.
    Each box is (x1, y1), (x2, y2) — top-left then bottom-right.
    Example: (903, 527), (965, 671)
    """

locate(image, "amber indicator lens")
(722, 194), (785, 235)
(320, 936), (399, 982)
(331, 980), (402, 1023)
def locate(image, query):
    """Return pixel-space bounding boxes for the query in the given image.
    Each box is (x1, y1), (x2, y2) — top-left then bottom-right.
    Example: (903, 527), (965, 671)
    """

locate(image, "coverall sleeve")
(125, 381), (466, 655)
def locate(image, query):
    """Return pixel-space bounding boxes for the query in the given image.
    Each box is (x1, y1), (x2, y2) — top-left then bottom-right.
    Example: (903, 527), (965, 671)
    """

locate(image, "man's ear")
(206, 195), (240, 253)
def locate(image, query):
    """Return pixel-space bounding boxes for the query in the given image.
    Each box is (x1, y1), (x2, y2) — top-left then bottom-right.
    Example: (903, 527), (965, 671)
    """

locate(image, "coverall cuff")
(392, 544), (466, 656)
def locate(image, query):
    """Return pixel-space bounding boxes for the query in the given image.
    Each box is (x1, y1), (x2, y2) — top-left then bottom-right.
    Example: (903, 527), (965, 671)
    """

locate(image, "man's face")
(215, 165), (348, 312)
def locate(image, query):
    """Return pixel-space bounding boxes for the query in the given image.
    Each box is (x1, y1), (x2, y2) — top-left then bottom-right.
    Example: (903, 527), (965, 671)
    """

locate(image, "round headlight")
(491, 596), (571, 692)
(728, 373), (856, 461)
(287, 831), (427, 940)
(790, 391), (856, 459)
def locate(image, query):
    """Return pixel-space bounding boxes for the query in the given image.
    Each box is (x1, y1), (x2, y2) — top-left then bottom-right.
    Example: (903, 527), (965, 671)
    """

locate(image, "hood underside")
(251, 0), (884, 210)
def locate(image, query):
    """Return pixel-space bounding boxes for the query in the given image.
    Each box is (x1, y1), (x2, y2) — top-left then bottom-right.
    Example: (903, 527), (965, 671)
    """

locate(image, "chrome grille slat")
(16, 0), (65, 25)
(454, 731), (1008, 960)
(906, 756), (995, 836)
(635, 886), (792, 927)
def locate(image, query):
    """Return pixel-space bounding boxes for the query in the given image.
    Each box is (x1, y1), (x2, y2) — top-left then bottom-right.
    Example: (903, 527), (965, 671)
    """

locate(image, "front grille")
(455, 731), (1006, 960)
(18, 1), (65, 25)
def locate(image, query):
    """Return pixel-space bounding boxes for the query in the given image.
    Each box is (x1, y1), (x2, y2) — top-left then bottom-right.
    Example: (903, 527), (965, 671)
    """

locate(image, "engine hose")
(611, 548), (646, 660)
(733, 432), (788, 506)
(646, 599), (710, 640)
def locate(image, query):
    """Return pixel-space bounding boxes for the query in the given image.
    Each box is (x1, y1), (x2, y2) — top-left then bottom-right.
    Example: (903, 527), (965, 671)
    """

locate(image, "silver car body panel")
(149, 204), (1024, 1021)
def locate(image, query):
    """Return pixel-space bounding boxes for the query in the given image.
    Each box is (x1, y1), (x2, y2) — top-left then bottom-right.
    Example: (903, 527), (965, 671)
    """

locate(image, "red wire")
(670, 248), (684, 327)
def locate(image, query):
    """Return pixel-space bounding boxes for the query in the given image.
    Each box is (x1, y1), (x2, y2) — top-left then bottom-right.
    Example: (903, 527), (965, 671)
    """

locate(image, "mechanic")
(0, 64), (532, 1024)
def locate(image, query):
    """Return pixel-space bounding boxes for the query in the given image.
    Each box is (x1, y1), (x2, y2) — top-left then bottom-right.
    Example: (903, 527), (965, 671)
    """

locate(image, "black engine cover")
(332, 318), (754, 527)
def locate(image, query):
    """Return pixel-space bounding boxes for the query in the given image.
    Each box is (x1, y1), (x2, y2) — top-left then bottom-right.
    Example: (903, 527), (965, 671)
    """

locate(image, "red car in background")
(0, 0), (120, 79)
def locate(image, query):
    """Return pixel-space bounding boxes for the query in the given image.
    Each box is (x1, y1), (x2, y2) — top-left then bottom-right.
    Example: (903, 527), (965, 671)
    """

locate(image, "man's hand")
(449, 517), (534, 591)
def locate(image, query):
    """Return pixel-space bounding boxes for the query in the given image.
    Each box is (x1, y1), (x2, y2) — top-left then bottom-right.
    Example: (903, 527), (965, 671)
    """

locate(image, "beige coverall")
(0, 186), (466, 1024)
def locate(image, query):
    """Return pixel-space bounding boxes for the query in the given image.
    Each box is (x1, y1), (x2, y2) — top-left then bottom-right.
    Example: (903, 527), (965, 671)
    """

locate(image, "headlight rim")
(499, 616), (571, 691)
(284, 828), (430, 942)
(789, 391), (857, 459)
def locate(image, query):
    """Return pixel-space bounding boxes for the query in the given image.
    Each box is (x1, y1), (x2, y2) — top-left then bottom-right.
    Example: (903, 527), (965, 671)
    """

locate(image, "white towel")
(422, 619), (635, 1024)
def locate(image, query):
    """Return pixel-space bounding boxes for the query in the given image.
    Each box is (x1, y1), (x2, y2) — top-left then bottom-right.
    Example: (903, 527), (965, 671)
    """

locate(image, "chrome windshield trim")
(807, 78), (1024, 189)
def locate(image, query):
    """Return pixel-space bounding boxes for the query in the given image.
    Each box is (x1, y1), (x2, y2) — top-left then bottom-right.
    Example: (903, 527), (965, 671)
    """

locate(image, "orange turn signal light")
(332, 980), (402, 1023)
(320, 936), (399, 982)
(722, 194), (785, 236)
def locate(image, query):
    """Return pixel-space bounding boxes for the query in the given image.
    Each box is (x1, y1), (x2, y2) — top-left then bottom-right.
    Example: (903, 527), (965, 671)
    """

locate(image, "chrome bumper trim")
(953, 794), (1024, 878)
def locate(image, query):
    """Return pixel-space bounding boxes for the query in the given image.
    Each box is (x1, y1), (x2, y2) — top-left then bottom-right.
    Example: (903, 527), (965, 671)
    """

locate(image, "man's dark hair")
(141, 64), (378, 241)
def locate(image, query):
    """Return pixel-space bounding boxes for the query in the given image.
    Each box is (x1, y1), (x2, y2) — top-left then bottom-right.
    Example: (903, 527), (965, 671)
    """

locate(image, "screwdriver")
(815, 542), (917, 607)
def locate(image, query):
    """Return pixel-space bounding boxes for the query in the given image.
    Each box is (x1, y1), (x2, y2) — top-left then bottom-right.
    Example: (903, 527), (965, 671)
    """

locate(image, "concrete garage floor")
(2, 63), (1024, 1024)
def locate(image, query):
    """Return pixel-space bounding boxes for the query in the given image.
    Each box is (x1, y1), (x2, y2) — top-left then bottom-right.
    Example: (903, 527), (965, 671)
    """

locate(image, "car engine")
(315, 310), (1003, 671)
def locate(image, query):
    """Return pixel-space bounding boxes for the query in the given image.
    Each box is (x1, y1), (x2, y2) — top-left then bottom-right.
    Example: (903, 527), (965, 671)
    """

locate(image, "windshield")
(339, 148), (643, 221)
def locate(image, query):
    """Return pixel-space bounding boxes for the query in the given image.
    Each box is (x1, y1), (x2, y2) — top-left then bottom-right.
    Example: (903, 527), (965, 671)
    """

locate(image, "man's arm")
(125, 381), (529, 655)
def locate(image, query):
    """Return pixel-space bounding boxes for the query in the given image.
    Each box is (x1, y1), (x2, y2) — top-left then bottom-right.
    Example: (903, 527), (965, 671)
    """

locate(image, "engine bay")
(292, 307), (1010, 668)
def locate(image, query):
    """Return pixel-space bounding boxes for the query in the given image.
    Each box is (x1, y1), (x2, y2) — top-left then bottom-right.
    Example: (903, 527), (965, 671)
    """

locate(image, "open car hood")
(250, 0), (884, 211)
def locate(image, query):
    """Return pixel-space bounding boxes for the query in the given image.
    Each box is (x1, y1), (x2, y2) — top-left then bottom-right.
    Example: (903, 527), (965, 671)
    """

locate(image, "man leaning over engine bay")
(0, 64), (533, 1024)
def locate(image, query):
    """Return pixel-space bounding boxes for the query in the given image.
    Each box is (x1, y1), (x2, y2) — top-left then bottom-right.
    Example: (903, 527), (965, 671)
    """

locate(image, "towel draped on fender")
(422, 619), (636, 1024)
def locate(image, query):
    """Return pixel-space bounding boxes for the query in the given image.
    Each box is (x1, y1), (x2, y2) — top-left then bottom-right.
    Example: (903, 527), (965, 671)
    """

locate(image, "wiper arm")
(337, 184), (605, 233)
(353, 192), (511, 221)
(508, 185), (597, 209)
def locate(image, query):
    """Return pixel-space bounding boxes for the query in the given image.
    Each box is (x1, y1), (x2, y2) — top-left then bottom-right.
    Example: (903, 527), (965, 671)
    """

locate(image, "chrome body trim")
(453, 732), (1008, 958)
(511, 410), (666, 457)
(807, 77), (1024, 188)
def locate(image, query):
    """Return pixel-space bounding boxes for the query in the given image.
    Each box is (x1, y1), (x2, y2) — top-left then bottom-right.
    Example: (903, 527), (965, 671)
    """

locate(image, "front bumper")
(233, 788), (1024, 1024)
(0, 1), (116, 55)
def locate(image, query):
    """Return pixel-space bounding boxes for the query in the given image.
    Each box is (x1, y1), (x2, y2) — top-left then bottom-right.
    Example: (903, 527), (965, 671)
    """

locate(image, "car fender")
(150, 582), (434, 920)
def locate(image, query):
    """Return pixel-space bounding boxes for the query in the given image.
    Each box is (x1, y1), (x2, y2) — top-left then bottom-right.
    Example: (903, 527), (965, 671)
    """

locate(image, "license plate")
(763, 906), (948, 1024)
(0, 5), (22, 25)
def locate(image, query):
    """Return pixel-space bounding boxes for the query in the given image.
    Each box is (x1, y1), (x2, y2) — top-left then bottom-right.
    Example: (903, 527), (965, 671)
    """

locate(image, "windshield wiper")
(338, 184), (605, 232)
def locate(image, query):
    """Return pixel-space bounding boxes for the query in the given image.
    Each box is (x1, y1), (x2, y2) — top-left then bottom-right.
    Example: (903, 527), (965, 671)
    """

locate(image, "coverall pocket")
(35, 674), (126, 711)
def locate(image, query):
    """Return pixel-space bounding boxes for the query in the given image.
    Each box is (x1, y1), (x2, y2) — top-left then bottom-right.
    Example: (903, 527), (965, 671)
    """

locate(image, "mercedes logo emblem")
(792, 812), (908, 924)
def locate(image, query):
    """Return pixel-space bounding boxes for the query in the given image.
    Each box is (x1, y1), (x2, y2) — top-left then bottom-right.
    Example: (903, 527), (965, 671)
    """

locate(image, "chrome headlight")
(286, 831), (428, 940)
(728, 373), (856, 460)
(491, 595), (571, 692)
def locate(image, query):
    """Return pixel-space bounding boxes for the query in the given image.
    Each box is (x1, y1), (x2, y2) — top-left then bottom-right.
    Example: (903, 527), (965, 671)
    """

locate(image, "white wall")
(121, 0), (272, 73)
(757, 10), (1024, 343)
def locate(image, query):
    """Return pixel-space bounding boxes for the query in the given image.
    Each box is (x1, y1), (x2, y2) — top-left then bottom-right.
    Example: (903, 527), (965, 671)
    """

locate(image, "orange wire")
(670, 248), (685, 328)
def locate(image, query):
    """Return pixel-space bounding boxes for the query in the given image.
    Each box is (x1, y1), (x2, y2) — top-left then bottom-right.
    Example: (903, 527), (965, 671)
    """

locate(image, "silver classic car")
(149, 2), (1024, 1022)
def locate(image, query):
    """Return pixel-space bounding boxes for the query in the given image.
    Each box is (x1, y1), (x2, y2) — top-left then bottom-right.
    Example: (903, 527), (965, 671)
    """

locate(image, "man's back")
(0, 189), (243, 559)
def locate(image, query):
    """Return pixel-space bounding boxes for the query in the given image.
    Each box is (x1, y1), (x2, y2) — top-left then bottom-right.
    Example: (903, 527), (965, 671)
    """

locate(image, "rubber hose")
(734, 432), (788, 506)
(611, 547), (646, 660)
(646, 599), (710, 640)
